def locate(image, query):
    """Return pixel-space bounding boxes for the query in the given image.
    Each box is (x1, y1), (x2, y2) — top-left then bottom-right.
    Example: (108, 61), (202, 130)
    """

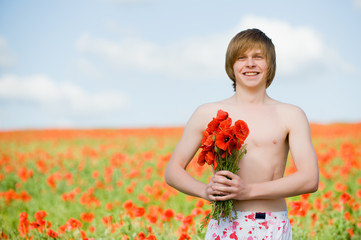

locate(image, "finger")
(214, 194), (233, 201)
(213, 176), (233, 186)
(212, 184), (232, 194)
(208, 195), (217, 201)
(216, 171), (238, 179)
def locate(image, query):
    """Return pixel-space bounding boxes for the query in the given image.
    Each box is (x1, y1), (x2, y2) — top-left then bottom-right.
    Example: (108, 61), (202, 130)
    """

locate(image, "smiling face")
(225, 29), (276, 91)
(233, 48), (268, 89)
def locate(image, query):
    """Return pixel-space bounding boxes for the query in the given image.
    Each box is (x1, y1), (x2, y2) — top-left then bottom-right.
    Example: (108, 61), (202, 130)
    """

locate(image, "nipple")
(273, 139), (277, 144)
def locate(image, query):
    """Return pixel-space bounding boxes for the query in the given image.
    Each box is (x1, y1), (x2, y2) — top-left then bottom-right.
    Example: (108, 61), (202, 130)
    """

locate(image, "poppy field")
(0, 123), (360, 239)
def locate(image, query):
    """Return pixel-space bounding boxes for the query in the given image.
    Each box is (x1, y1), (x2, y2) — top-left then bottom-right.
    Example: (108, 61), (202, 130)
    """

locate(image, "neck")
(233, 86), (269, 105)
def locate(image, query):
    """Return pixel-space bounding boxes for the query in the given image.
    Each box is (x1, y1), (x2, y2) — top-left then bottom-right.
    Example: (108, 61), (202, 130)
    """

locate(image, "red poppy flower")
(232, 120), (249, 142)
(80, 212), (94, 222)
(66, 218), (82, 229)
(215, 129), (234, 152)
(47, 229), (59, 238)
(207, 118), (220, 133)
(219, 118), (232, 130)
(201, 131), (214, 150)
(18, 212), (29, 237)
(197, 150), (207, 166)
(162, 209), (175, 221)
(134, 207), (145, 217)
(340, 192), (351, 204)
(102, 216), (112, 226)
(216, 109), (228, 121)
(123, 200), (134, 210)
(145, 234), (157, 240)
(34, 210), (47, 221)
(205, 150), (215, 165)
(179, 233), (191, 240)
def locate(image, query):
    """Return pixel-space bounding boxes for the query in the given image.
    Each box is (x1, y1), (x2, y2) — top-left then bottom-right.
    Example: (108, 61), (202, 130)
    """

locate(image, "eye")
(237, 56), (246, 60)
(255, 55), (264, 59)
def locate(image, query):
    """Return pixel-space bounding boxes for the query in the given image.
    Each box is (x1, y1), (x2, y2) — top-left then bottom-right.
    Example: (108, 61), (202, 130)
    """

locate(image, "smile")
(243, 72), (259, 76)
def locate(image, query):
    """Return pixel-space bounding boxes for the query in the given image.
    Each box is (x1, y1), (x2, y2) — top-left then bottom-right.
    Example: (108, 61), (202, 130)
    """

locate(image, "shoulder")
(186, 100), (229, 131)
(275, 102), (306, 117)
(191, 102), (223, 123)
(273, 101), (310, 130)
(193, 97), (233, 118)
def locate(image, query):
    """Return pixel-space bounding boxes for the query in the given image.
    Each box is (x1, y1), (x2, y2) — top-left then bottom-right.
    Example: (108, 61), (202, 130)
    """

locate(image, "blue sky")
(0, 0), (361, 130)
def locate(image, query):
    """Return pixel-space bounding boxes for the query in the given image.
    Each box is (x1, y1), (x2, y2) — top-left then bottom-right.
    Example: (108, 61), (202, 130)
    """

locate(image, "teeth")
(244, 72), (258, 76)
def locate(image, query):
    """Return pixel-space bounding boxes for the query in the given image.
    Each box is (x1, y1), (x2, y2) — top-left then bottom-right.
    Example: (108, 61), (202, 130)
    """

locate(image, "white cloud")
(0, 74), (128, 113)
(0, 36), (16, 67)
(236, 16), (325, 76)
(75, 15), (354, 82)
(74, 58), (103, 79)
(76, 33), (227, 79)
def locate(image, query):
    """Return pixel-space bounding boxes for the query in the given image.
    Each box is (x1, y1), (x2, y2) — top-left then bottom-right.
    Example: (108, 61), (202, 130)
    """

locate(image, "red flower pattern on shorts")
(205, 211), (292, 240)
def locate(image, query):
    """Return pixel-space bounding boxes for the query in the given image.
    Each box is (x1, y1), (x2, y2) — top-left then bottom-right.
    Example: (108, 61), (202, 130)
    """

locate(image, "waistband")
(231, 211), (289, 220)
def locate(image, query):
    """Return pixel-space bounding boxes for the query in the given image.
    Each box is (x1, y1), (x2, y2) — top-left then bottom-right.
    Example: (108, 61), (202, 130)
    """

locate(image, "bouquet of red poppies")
(197, 109), (249, 227)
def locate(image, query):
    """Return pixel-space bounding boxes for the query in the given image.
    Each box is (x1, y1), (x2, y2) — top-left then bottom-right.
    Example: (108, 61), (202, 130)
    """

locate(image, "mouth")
(243, 72), (260, 76)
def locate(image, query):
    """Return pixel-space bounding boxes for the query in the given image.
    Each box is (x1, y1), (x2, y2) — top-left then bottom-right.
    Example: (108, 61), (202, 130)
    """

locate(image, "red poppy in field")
(313, 198), (324, 211)
(357, 189), (361, 199)
(46, 175), (57, 189)
(29, 221), (41, 231)
(0, 231), (9, 239)
(340, 192), (351, 204)
(344, 212), (352, 221)
(123, 200), (134, 210)
(146, 213), (158, 224)
(66, 218), (82, 230)
(162, 209), (175, 222)
(18, 212), (29, 237)
(334, 182), (348, 192)
(136, 232), (146, 240)
(191, 207), (203, 217)
(289, 200), (311, 217)
(80, 212), (94, 222)
(138, 194), (150, 203)
(80, 230), (89, 240)
(106, 202), (113, 211)
(47, 229), (59, 238)
(179, 233), (191, 240)
(18, 168), (33, 182)
(145, 234), (157, 240)
(134, 207), (146, 217)
(102, 216), (113, 226)
(92, 171), (99, 179)
(34, 210), (47, 221)
(18, 190), (31, 202)
(195, 200), (204, 208)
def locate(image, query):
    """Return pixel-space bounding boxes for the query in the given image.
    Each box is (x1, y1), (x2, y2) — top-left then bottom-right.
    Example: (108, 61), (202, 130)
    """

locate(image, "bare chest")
(228, 107), (288, 149)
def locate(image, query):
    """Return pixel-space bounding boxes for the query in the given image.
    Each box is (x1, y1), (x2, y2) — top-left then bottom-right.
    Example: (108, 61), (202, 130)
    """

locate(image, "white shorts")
(205, 211), (292, 240)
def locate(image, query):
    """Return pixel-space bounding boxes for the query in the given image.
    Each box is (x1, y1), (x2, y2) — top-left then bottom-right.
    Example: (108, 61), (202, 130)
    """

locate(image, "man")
(165, 28), (319, 239)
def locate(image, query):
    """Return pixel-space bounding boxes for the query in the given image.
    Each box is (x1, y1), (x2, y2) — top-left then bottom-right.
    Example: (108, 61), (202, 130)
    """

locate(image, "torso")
(200, 96), (291, 211)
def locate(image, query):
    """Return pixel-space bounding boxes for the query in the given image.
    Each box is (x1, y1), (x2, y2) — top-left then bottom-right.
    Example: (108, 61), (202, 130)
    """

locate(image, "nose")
(246, 57), (255, 67)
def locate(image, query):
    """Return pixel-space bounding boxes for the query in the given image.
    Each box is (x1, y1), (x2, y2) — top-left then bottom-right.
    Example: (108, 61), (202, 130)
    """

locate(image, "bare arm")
(211, 107), (319, 201)
(164, 106), (212, 200)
